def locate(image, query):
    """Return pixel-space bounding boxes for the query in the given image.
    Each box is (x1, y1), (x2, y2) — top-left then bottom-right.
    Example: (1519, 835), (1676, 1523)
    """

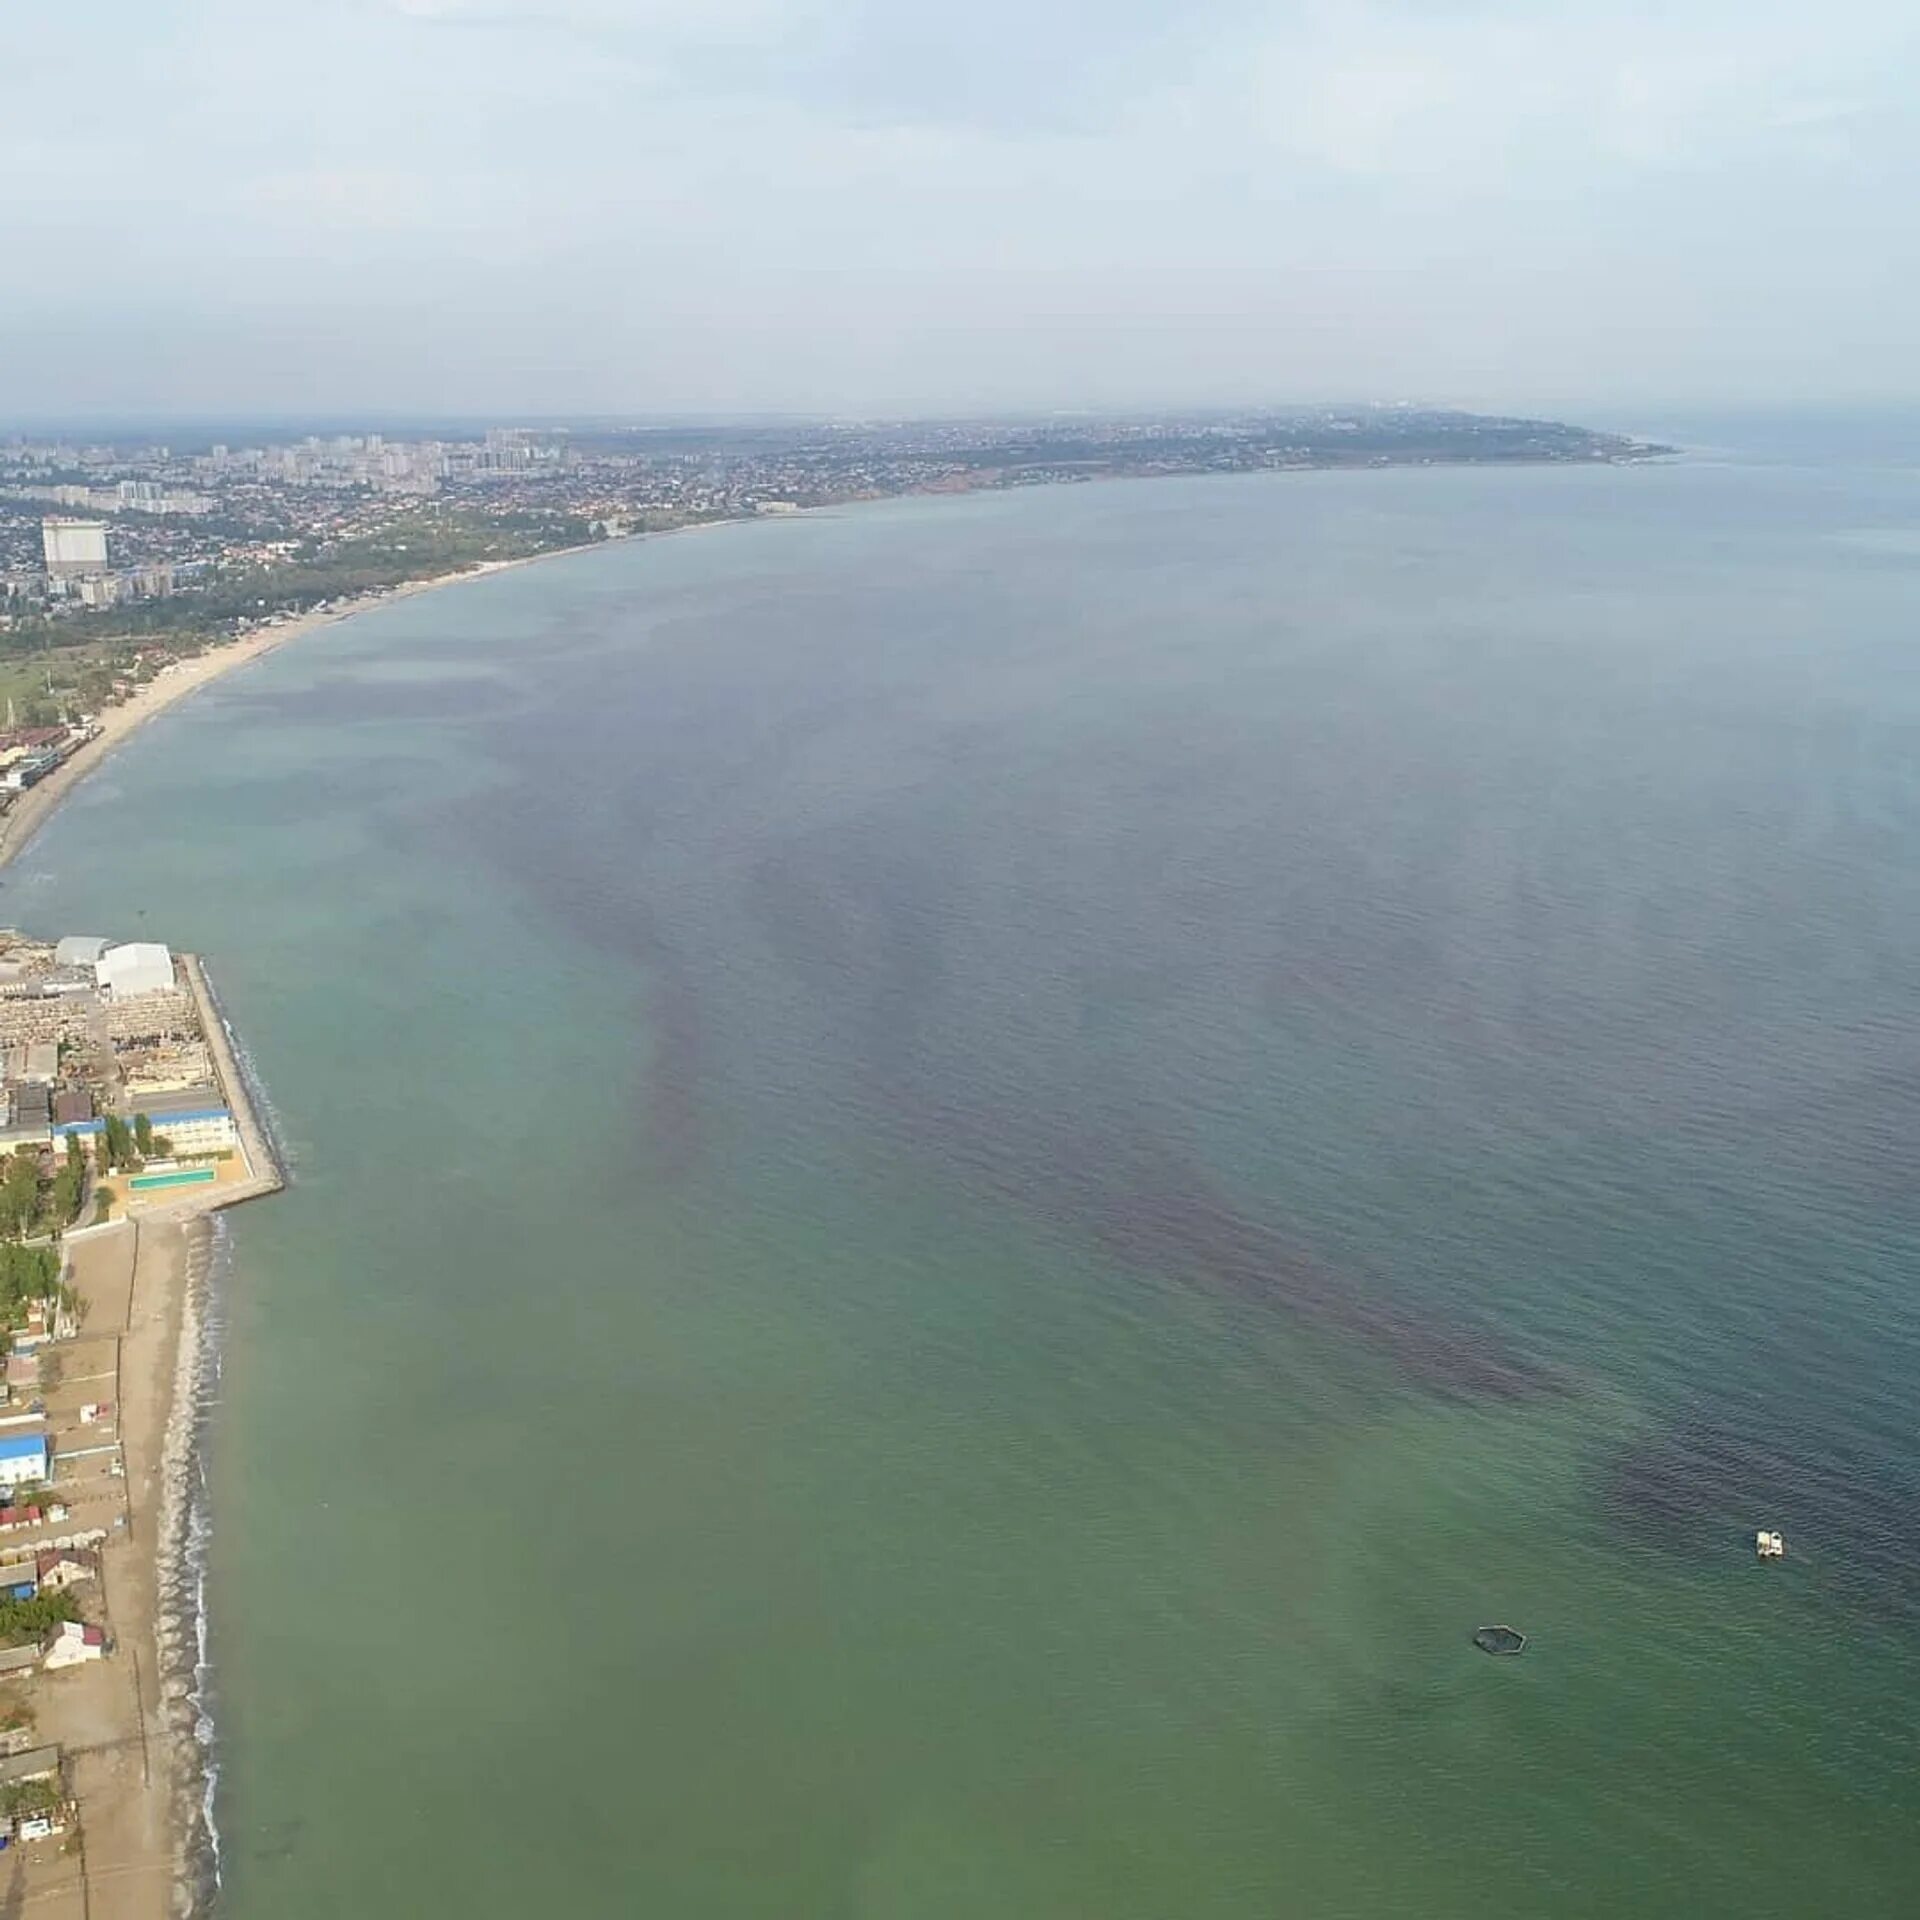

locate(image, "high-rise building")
(41, 517), (108, 579)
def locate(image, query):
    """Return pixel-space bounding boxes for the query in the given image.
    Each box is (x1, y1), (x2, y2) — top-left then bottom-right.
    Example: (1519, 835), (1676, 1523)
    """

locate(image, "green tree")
(0, 1591), (75, 1648)
(133, 1113), (153, 1158)
(76, 665), (118, 709)
(0, 1151), (41, 1240)
(0, 1244), (58, 1318)
(48, 1160), (82, 1228)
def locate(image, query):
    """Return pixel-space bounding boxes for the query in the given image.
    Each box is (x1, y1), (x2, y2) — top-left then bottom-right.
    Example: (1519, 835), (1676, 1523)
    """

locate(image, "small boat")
(1473, 1624), (1527, 1656)
(1755, 1530), (1786, 1560)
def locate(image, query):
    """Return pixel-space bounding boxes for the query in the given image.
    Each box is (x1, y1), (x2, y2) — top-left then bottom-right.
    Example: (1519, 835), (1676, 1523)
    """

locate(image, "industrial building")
(39, 517), (108, 580)
(94, 942), (173, 1002)
(5, 1043), (59, 1084)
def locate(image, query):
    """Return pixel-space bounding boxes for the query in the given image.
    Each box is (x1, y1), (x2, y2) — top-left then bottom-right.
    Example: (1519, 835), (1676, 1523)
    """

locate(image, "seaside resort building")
(0, 1431), (50, 1490)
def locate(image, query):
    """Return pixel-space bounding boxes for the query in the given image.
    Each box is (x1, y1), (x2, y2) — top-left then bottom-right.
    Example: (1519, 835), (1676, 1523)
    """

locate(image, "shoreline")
(0, 529), (617, 1916)
(0, 536), (611, 877)
(0, 450), (1671, 880)
(117, 962), (285, 1918)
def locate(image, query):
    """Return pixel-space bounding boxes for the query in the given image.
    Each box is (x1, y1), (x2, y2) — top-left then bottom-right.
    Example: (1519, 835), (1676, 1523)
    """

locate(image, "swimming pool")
(129, 1167), (217, 1191)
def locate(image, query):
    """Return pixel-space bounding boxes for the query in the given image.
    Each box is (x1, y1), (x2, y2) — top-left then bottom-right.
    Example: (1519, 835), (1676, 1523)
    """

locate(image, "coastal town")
(0, 924), (276, 1916)
(0, 408), (1665, 736)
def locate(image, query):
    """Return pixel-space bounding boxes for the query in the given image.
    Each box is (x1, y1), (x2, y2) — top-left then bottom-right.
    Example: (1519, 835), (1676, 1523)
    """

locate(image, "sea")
(10, 410), (1920, 1917)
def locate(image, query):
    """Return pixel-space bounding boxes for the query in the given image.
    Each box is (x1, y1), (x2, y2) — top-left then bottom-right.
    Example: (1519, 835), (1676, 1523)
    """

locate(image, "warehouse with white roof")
(94, 942), (174, 1002)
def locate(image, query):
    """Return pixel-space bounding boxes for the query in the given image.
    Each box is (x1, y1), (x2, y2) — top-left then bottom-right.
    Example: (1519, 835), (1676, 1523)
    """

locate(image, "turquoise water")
(11, 440), (1920, 1915)
(128, 1167), (217, 1191)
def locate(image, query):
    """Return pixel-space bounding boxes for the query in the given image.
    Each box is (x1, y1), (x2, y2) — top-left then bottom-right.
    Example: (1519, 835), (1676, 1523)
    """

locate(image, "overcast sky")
(5, 0), (1918, 421)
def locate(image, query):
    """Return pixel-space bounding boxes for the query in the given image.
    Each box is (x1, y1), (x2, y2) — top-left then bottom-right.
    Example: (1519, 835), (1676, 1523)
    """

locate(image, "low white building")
(41, 1621), (104, 1670)
(95, 942), (174, 1001)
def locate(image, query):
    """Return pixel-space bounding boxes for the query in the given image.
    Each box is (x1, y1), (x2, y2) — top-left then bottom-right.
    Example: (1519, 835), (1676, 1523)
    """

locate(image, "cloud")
(3, 0), (1919, 414)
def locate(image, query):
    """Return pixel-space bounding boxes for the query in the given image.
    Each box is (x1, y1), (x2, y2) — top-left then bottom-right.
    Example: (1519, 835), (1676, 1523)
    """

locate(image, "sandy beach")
(12, 1139), (268, 1919)
(41, 1216), (197, 1920)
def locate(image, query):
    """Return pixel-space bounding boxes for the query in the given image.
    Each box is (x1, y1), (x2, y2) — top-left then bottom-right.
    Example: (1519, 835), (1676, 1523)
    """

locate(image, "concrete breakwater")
(152, 960), (285, 1912)
(180, 955), (285, 1207)
(154, 1216), (220, 1916)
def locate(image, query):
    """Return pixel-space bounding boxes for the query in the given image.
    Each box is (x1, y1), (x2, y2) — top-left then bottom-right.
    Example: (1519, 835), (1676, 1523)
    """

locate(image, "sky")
(4, 0), (1919, 421)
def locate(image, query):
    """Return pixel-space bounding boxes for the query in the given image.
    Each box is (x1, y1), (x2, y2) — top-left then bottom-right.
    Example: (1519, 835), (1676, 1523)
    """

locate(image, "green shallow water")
(12, 442), (1920, 1915)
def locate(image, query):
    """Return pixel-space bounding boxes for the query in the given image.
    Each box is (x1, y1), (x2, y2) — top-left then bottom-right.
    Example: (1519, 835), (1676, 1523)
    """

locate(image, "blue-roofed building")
(131, 1101), (237, 1158)
(0, 1432), (48, 1490)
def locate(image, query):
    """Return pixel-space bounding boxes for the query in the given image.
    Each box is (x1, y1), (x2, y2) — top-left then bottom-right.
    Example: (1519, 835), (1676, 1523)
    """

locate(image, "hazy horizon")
(6, 1), (1920, 418)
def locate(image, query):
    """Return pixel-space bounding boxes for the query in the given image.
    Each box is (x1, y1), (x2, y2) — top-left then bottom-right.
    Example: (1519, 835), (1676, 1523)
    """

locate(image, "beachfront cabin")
(33, 1549), (96, 1595)
(0, 1563), (34, 1602)
(40, 1622), (104, 1670)
(0, 1431), (48, 1491)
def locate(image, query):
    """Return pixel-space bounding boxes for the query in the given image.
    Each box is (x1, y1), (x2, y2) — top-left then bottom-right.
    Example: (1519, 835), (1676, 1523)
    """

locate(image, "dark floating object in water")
(1473, 1624), (1527, 1656)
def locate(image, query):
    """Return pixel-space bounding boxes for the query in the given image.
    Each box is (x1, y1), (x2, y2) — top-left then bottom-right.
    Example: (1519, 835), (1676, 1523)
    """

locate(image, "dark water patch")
(1605, 1412), (1920, 1629)
(460, 710), (1553, 1405)
(1030, 1127), (1553, 1403)
(434, 752), (710, 1173)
